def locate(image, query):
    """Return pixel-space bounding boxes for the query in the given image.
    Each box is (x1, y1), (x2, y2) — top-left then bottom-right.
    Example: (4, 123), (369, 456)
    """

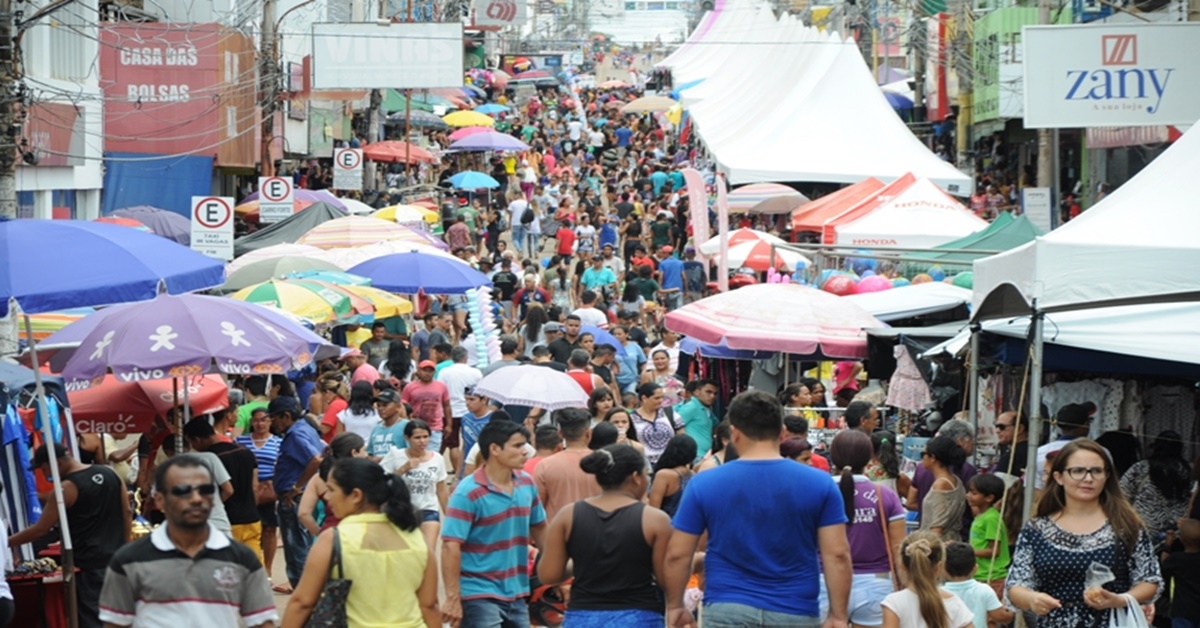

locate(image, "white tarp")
(844, 283), (973, 322)
(972, 124), (1200, 319)
(661, 2), (971, 194)
(834, 177), (988, 248)
(924, 302), (1200, 367)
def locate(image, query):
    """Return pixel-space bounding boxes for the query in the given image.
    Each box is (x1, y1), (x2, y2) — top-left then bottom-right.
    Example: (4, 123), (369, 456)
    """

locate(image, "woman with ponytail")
(285, 457), (439, 627)
(881, 531), (975, 628)
(821, 430), (908, 628)
(538, 444), (674, 627)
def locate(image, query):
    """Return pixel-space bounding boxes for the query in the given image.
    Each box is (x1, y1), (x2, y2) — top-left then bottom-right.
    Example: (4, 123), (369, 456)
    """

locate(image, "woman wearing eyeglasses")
(1007, 439), (1163, 628)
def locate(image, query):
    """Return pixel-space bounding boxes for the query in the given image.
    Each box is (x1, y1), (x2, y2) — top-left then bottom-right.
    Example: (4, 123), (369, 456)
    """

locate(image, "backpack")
(520, 207), (535, 225)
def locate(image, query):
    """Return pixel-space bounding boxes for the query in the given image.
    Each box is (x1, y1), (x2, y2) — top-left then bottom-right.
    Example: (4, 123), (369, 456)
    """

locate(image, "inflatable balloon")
(862, 270), (875, 278)
(912, 273), (933, 285)
(820, 269), (838, 285)
(951, 272), (974, 289)
(927, 266), (946, 282)
(848, 251), (877, 276)
(823, 274), (857, 296)
(855, 275), (892, 294)
(892, 277), (912, 288)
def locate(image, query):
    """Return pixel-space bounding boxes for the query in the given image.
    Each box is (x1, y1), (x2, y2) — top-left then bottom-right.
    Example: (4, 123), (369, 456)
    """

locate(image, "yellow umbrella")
(341, 285), (413, 318)
(229, 280), (356, 326)
(666, 103), (684, 126)
(443, 110), (495, 128)
(372, 204), (440, 225)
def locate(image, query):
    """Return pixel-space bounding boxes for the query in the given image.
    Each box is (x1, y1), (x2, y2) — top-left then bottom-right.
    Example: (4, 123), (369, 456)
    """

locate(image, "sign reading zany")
(1023, 23), (1200, 128)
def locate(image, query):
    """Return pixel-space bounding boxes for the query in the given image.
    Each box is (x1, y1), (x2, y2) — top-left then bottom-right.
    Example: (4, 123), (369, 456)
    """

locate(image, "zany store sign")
(1023, 22), (1200, 128)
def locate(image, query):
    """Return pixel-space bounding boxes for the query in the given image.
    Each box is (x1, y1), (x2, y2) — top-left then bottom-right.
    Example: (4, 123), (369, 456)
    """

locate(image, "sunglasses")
(995, 423), (1012, 431)
(169, 483), (217, 498)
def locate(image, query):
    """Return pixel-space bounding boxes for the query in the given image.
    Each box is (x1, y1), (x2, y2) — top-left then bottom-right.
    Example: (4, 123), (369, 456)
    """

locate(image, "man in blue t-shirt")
(663, 390), (853, 628)
(656, 245), (685, 311)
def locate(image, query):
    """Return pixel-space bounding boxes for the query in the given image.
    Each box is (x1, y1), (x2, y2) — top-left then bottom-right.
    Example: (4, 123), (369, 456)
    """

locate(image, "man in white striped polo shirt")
(98, 454), (277, 627)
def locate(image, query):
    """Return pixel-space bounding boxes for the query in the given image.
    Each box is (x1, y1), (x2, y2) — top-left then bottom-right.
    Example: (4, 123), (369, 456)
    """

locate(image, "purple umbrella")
(110, 206), (192, 245)
(46, 293), (340, 389)
(240, 188), (348, 210)
(448, 131), (530, 152)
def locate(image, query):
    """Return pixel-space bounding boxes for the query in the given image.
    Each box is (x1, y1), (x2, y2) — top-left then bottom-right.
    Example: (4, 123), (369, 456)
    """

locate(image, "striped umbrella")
(296, 216), (436, 250)
(728, 183), (811, 214)
(221, 256), (343, 292)
(22, 307), (94, 343)
(226, 243), (327, 276)
(448, 126), (493, 141)
(321, 241), (463, 271)
(229, 280), (356, 326)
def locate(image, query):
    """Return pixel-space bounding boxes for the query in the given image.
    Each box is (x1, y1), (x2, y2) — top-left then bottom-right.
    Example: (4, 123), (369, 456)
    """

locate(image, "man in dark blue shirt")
(268, 396), (324, 590)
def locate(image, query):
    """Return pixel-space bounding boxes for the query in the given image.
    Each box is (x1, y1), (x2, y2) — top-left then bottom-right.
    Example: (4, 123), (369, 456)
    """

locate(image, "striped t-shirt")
(234, 434), (282, 481)
(443, 468), (547, 601)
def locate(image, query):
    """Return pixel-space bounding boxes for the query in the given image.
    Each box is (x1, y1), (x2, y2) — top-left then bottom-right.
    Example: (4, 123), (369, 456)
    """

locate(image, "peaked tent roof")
(918, 213), (1043, 264)
(792, 177), (886, 233)
(973, 124), (1200, 319)
(233, 201), (347, 257)
(832, 177), (987, 248)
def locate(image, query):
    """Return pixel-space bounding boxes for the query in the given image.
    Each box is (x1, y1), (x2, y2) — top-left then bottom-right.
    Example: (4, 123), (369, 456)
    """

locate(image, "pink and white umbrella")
(473, 365), (589, 411)
(697, 228), (788, 256)
(664, 284), (884, 357)
(449, 126), (495, 141)
(717, 240), (810, 272)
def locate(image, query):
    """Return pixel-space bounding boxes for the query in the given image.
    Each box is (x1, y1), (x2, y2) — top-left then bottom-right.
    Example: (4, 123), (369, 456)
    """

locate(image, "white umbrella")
(473, 365), (589, 410)
(338, 198), (377, 215)
(697, 228), (789, 256)
(226, 243), (327, 276)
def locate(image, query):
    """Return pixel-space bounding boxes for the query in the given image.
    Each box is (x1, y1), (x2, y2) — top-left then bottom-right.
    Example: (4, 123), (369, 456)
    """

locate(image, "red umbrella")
(69, 374), (229, 435)
(362, 141), (437, 164)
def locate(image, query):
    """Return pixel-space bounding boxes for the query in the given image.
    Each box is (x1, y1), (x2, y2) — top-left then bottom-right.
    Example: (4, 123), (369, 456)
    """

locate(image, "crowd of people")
(5, 75), (1199, 628)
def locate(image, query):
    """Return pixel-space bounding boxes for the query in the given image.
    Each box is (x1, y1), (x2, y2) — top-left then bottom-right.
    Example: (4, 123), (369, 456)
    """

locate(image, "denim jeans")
(462, 597), (530, 628)
(428, 429), (443, 453)
(511, 224), (527, 254)
(276, 499), (311, 587)
(704, 602), (822, 628)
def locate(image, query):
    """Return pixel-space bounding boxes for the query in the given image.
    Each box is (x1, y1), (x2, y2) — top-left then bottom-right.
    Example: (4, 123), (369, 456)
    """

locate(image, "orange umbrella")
(362, 141), (437, 164)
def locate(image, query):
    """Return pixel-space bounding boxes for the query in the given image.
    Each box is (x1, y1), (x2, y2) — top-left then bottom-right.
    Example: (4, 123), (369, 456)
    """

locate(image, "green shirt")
(630, 277), (660, 302)
(970, 506), (1009, 581)
(457, 206), (479, 232)
(676, 397), (718, 458)
(650, 221), (672, 248)
(235, 399), (269, 432)
(495, 121), (512, 133)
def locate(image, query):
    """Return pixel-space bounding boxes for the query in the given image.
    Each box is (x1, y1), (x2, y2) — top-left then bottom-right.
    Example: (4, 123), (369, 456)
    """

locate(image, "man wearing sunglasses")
(10, 443), (129, 628)
(98, 455), (277, 627)
(990, 411), (1028, 476)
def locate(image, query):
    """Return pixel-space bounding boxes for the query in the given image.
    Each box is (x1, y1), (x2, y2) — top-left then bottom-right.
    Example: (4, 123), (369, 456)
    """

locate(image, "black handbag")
(306, 529), (353, 627)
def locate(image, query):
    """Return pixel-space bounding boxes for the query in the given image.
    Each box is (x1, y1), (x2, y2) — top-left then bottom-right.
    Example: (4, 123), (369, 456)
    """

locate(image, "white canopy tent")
(972, 124), (1200, 319)
(833, 177), (988, 248)
(658, 1), (971, 194)
(844, 283), (973, 322)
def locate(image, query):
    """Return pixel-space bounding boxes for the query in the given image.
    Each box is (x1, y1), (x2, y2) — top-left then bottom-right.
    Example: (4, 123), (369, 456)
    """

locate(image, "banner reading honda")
(100, 23), (223, 156)
(1023, 22), (1200, 128)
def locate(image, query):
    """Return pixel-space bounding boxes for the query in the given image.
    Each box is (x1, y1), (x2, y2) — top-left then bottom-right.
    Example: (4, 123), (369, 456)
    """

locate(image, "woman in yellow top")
(284, 458), (440, 628)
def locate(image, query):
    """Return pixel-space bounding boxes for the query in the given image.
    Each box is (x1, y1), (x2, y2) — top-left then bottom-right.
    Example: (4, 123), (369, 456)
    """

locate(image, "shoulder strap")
(331, 528), (344, 580)
(876, 483), (900, 591)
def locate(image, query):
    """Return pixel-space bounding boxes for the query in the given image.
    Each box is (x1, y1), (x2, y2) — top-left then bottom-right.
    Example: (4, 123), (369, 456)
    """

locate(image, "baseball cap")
(418, 359), (437, 370)
(661, 245), (674, 254)
(267, 396), (302, 417)
(602, 242), (614, 249)
(544, 322), (563, 332)
(375, 389), (402, 404)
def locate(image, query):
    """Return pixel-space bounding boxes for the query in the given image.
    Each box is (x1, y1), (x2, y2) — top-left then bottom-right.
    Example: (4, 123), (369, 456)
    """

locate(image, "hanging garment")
(886, 345), (933, 413)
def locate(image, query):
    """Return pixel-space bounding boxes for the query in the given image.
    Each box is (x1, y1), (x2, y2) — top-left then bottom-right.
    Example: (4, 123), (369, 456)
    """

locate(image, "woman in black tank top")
(537, 444), (674, 628)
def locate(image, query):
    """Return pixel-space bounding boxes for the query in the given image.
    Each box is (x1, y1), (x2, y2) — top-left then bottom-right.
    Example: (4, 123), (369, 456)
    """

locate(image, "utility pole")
(1035, 0), (1053, 189)
(0, 0), (19, 220)
(404, 0), (413, 177)
(365, 0), (386, 192)
(260, 0), (277, 178)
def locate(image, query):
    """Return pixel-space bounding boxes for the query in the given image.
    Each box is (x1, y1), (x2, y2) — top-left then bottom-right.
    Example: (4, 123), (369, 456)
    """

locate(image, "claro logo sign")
(1064, 34), (1174, 114)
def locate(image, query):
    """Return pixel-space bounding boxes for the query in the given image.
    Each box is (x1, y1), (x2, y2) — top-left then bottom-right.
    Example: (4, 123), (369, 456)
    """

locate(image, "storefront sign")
(333, 148), (363, 191)
(1023, 23), (1200, 128)
(191, 196), (235, 260)
(311, 23), (463, 90)
(24, 102), (84, 167)
(475, 0), (528, 26)
(258, 176), (294, 223)
(1021, 187), (1054, 233)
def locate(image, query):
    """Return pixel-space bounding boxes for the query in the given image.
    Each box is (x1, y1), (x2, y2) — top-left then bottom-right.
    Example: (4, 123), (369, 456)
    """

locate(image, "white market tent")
(972, 124), (1200, 319)
(844, 282), (973, 322)
(832, 177), (988, 248)
(659, 0), (972, 194)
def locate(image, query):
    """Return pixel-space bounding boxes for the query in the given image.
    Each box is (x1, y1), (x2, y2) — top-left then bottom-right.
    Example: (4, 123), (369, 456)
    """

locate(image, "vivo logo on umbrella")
(1064, 34), (1174, 114)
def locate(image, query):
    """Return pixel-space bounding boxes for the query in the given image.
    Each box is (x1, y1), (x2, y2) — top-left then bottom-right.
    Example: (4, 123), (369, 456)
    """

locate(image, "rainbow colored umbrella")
(297, 216), (438, 250)
(229, 279), (356, 326)
(341, 285), (413, 318)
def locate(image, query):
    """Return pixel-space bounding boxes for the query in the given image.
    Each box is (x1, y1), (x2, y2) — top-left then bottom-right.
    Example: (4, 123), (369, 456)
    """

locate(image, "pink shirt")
(400, 379), (449, 431)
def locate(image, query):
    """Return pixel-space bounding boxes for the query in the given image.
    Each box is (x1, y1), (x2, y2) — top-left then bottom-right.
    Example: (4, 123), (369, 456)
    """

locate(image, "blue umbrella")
(449, 132), (530, 152)
(581, 325), (626, 356)
(348, 252), (492, 294)
(680, 336), (776, 360)
(474, 103), (510, 115)
(884, 91), (914, 110)
(0, 219), (224, 316)
(449, 170), (501, 189)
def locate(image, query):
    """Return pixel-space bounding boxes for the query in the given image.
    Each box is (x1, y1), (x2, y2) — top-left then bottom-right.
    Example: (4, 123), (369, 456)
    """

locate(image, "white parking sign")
(190, 196), (235, 261)
(333, 148), (363, 191)
(258, 176), (295, 223)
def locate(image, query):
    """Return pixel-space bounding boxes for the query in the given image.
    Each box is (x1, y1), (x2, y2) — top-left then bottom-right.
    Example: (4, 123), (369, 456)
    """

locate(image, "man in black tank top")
(10, 443), (131, 628)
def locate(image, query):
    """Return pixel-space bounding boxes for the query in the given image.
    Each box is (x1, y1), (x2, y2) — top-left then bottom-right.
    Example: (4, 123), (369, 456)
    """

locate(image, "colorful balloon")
(892, 277), (912, 288)
(823, 275), (857, 296)
(912, 273), (933, 285)
(927, 266), (946, 282)
(855, 275), (892, 294)
(951, 272), (974, 289)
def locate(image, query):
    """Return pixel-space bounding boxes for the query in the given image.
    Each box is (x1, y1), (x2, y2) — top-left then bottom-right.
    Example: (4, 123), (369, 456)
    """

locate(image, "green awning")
(905, 211), (1044, 265)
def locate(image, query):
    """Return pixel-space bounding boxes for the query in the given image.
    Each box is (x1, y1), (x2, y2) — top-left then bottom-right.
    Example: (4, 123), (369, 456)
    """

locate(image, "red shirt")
(811, 452), (830, 472)
(321, 397), (347, 444)
(556, 227), (577, 255)
(630, 255), (657, 272)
